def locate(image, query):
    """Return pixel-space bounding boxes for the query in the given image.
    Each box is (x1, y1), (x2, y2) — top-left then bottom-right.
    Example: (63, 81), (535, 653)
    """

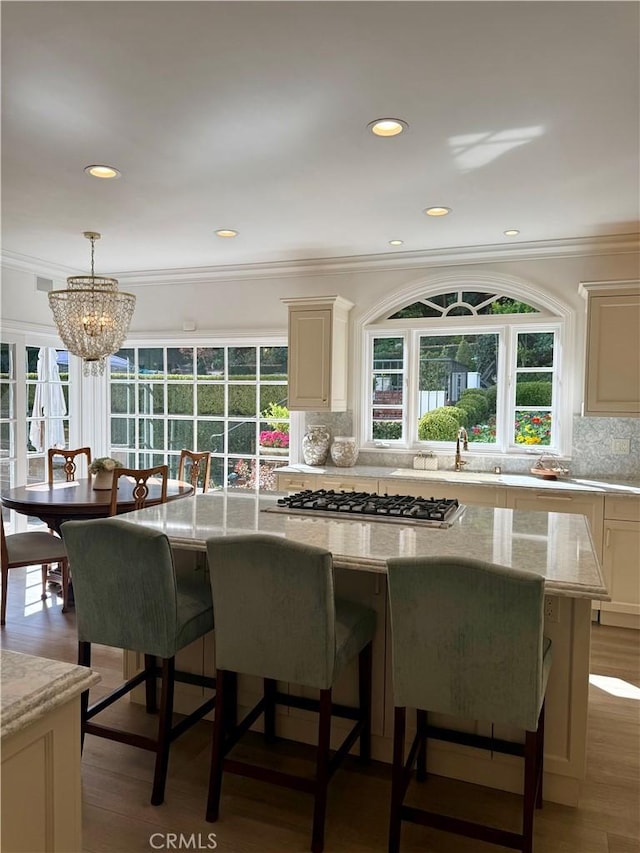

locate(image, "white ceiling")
(2, 1), (639, 278)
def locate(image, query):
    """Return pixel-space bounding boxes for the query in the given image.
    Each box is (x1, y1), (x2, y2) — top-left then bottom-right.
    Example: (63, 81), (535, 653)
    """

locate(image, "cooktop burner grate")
(264, 490), (464, 528)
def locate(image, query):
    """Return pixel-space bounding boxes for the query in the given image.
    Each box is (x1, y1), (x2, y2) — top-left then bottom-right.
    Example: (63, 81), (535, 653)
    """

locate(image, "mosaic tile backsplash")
(305, 413), (640, 481)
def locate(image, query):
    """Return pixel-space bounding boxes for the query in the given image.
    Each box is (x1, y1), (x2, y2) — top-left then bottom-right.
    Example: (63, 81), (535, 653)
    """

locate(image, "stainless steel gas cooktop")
(264, 490), (465, 528)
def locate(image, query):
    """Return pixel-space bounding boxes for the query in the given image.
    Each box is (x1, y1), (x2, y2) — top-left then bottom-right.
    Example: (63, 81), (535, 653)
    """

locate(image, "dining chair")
(47, 447), (92, 483)
(204, 533), (376, 853)
(61, 517), (215, 805)
(386, 556), (552, 853)
(178, 449), (211, 493)
(1, 512), (70, 625)
(109, 465), (169, 517)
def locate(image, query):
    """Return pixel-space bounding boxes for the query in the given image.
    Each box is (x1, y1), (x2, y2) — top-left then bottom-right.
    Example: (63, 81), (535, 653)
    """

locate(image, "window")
(109, 344), (288, 490)
(0, 343), (16, 508)
(365, 288), (564, 454)
(26, 347), (70, 483)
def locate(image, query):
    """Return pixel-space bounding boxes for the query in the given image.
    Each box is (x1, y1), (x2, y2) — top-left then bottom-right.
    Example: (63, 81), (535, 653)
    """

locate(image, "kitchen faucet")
(454, 426), (469, 471)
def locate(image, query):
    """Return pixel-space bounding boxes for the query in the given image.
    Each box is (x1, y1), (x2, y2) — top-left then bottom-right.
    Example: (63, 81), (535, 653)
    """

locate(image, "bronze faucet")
(454, 427), (469, 471)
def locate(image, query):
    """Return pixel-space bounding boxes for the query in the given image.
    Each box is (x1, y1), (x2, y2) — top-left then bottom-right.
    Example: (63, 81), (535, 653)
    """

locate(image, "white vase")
(330, 436), (358, 468)
(92, 470), (114, 490)
(302, 425), (330, 466)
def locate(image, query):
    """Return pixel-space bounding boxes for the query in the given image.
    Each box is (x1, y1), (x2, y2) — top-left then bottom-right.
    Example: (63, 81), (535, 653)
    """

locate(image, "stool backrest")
(206, 534), (336, 688)
(62, 518), (180, 658)
(48, 447), (92, 483)
(386, 556), (547, 730)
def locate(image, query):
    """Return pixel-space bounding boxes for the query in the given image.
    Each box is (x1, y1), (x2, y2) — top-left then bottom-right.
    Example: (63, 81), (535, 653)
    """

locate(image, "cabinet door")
(276, 472), (320, 492)
(600, 520), (640, 627)
(318, 475), (379, 493)
(506, 490), (604, 557)
(585, 292), (640, 416)
(379, 478), (503, 507)
(287, 308), (332, 410)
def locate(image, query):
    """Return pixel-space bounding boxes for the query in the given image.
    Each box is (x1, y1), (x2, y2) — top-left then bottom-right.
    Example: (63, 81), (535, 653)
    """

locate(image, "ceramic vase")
(330, 436), (358, 468)
(92, 470), (114, 490)
(302, 425), (330, 466)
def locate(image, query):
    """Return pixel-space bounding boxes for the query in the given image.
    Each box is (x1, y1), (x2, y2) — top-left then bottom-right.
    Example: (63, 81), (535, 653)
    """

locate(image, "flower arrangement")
(259, 430), (290, 448)
(89, 456), (123, 474)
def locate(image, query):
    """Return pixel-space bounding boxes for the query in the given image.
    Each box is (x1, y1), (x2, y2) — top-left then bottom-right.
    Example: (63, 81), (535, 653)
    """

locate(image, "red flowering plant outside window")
(259, 430), (289, 448)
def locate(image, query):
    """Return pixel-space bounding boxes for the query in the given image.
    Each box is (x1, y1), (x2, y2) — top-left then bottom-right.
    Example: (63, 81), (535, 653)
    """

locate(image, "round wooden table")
(1, 477), (195, 535)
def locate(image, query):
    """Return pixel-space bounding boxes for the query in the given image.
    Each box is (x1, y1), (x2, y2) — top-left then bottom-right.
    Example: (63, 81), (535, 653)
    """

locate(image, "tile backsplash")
(304, 413), (640, 480)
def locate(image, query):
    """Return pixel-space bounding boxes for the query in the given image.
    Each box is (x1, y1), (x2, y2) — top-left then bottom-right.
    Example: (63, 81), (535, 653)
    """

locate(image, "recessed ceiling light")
(424, 206), (452, 217)
(368, 118), (408, 137)
(84, 165), (121, 179)
(389, 240), (404, 246)
(504, 229), (520, 237)
(215, 229), (238, 238)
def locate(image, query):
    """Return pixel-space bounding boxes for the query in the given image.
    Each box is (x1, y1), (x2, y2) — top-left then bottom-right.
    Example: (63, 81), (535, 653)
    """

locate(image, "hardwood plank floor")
(2, 566), (639, 852)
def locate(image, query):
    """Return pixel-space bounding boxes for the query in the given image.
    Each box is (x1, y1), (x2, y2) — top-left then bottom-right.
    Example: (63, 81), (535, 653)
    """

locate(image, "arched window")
(363, 283), (567, 455)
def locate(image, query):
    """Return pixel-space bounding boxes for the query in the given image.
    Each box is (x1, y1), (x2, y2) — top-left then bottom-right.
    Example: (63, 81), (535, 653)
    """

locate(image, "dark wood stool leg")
(536, 702), (545, 809)
(144, 654), (158, 713)
(78, 641), (91, 752)
(264, 677), (277, 743)
(40, 564), (48, 600)
(151, 657), (175, 806)
(311, 688), (332, 853)
(416, 709), (428, 782)
(523, 727), (537, 853)
(60, 559), (70, 613)
(206, 668), (229, 822)
(389, 707), (406, 853)
(358, 642), (372, 762)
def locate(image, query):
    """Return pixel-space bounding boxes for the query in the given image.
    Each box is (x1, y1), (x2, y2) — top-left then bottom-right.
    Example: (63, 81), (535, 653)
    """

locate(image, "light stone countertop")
(275, 464), (640, 495)
(122, 491), (608, 600)
(1, 650), (100, 740)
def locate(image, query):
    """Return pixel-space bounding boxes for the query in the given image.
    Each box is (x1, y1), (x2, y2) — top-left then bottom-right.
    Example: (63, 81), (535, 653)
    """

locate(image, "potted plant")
(89, 456), (123, 490)
(260, 403), (290, 456)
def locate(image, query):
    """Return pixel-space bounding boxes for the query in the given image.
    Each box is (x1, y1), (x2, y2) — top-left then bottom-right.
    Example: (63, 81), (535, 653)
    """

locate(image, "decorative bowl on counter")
(530, 456), (570, 480)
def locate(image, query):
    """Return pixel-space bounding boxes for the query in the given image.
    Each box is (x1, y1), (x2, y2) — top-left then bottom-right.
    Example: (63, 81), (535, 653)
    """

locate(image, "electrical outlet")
(611, 438), (630, 455)
(544, 595), (558, 623)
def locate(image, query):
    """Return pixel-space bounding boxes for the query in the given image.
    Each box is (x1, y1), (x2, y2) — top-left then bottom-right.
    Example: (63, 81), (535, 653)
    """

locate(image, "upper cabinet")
(580, 280), (640, 417)
(282, 295), (354, 411)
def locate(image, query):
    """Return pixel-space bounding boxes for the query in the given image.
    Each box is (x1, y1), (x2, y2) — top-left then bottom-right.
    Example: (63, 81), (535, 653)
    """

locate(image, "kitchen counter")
(1, 651), (99, 853)
(122, 491), (607, 599)
(275, 463), (640, 495)
(120, 490), (604, 806)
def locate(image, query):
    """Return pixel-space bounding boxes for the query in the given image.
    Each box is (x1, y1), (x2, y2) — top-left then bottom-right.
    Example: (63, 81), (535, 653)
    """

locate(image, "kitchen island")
(121, 490), (607, 807)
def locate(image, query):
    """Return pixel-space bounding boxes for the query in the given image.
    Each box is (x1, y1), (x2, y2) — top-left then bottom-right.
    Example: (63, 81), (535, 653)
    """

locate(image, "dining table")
(0, 477), (195, 536)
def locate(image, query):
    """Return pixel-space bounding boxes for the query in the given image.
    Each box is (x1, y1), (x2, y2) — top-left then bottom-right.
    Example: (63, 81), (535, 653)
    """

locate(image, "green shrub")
(262, 402), (289, 432)
(418, 408), (460, 441)
(458, 389), (488, 422)
(515, 380), (552, 407)
(443, 405), (469, 428)
(372, 421), (402, 440)
(484, 385), (497, 412)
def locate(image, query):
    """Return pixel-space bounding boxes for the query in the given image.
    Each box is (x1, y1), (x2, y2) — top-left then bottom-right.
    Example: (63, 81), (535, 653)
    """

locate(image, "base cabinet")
(600, 496), (640, 629)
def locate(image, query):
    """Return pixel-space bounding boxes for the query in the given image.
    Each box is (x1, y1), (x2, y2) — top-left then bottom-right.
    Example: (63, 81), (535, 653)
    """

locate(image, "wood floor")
(2, 567), (639, 853)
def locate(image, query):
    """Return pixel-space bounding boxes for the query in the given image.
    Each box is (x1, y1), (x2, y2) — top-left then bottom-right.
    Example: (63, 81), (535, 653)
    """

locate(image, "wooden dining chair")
(1, 513), (70, 624)
(178, 450), (211, 493)
(47, 447), (92, 483)
(109, 465), (169, 517)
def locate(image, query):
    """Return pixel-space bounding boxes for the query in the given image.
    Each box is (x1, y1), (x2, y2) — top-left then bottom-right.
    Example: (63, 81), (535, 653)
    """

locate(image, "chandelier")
(49, 232), (136, 376)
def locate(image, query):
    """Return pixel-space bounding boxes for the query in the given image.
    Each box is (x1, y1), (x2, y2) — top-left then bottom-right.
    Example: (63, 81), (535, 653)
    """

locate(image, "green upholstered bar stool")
(205, 533), (376, 853)
(386, 556), (552, 853)
(61, 518), (216, 806)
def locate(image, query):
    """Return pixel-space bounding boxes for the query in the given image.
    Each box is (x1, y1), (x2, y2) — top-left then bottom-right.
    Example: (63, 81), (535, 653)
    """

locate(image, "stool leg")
(264, 677), (277, 743)
(523, 727), (537, 853)
(145, 654), (158, 713)
(41, 564), (48, 600)
(416, 709), (428, 782)
(358, 642), (372, 762)
(151, 657), (175, 806)
(60, 560), (70, 613)
(206, 669), (228, 822)
(311, 688), (332, 853)
(389, 707), (406, 853)
(536, 702), (545, 809)
(78, 642), (91, 752)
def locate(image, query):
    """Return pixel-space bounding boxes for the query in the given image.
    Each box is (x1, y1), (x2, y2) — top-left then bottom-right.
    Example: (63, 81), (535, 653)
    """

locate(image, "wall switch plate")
(611, 438), (630, 455)
(544, 595), (559, 623)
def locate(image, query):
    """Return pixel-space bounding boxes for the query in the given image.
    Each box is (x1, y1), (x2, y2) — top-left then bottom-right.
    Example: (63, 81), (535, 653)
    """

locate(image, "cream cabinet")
(282, 295), (353, 411)
(580, 280), (640, 417)
(379, 478), (506, 508)
(600, 496), (640, 629)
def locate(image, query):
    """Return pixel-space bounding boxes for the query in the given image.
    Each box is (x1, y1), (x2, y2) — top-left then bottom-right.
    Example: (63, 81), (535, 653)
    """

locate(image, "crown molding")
(3, 233), (639, 288)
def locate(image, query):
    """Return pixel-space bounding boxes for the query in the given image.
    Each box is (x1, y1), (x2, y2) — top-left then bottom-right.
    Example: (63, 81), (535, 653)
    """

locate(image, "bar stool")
(61, 517), (216, 805)
(386, 556), (552, 853)
(205, 533), (376, 853)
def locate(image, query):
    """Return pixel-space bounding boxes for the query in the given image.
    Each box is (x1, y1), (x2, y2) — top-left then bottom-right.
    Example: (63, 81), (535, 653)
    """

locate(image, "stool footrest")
(427, 724), (526, 758)
(275, 690), (360, 721)
(224, 759), (316, 794)
(401, 805), (524, 850)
